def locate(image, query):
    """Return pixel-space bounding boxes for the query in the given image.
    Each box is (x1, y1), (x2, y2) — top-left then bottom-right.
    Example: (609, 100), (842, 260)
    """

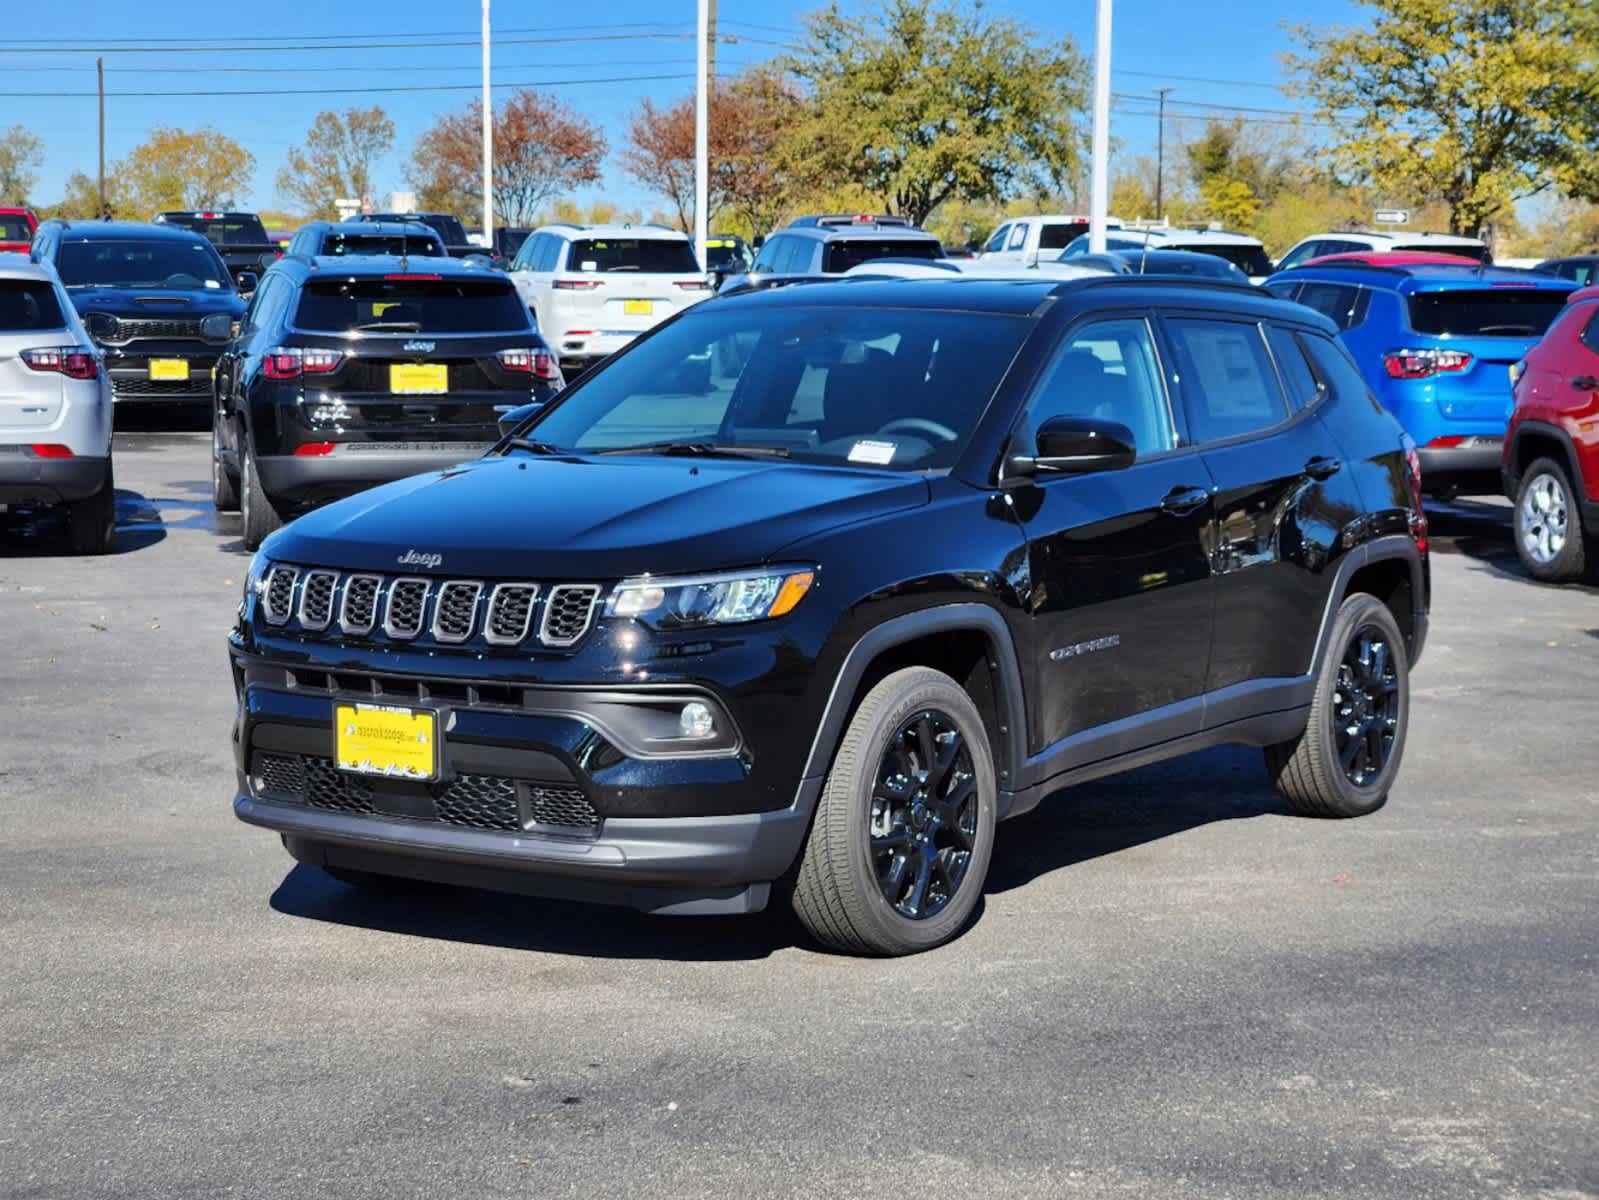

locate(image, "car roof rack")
(788, 214), (916, 229)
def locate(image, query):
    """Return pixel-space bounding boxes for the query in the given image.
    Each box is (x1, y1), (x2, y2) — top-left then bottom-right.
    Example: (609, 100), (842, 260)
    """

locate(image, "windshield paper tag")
(848, 440), (897, 465)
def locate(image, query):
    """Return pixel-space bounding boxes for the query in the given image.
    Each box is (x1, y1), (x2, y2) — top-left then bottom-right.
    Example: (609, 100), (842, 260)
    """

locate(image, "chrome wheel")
(1332, 625), (1400, 788)
(1519, 470), (1569, 565)
(868, 709), (978, 921)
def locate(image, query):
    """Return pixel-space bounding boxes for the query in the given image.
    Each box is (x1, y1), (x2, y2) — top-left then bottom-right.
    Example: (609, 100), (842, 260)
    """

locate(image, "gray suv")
(721, 215), (944, 291)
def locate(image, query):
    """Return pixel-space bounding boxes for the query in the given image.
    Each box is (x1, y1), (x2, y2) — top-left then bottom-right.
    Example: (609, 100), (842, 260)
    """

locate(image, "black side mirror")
(1009, 416), (1136, 479)
(235, 271), (259, 294)
(497, 402), (544, 438)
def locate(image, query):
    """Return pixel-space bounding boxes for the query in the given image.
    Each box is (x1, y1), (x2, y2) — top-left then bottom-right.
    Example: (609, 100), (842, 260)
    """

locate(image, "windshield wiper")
(1474, 324), (1538, 335)
(501, 436), (565, 456)
(355, 320), (424, 332)
(594, 441), (791, 459)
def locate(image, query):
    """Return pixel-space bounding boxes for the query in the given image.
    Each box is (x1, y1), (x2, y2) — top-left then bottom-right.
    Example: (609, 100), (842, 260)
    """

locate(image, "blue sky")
(9, 0), (1363, 216)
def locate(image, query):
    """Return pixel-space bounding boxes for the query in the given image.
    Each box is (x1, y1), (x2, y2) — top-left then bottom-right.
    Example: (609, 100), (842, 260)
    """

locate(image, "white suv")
(979, 214), (1123, 266)
(0, 254), (114, 553)
(508, 224), (710, 372)
(1272, 229), (1489, 272)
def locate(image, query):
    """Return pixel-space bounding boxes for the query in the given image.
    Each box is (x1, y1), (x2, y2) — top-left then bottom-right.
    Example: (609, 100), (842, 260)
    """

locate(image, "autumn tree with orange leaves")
(409, 90), (605, 226)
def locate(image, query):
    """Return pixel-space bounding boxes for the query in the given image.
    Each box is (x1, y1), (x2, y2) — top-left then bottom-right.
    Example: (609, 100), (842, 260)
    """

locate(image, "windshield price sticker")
(848, 440), (898, 465)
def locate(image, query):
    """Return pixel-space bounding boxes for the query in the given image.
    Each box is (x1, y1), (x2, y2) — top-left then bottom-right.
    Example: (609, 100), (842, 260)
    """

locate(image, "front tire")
(240, 445), (282, 552)
(1513, 457), (1588, 582)
(1265, 593), (1410, 818)
(791, 667), (997, 956)
(64, 460), (115, 556)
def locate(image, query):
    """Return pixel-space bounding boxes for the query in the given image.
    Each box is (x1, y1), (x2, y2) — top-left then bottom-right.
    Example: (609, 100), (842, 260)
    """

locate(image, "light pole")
(694, 0), (709, 267)
(1154, 86), (1172, 220)
(481, 0), (493, 242)
(1088, 0), (1112, 252)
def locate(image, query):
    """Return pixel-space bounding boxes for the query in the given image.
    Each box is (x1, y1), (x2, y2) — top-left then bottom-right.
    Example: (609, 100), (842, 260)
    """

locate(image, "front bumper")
(101, 349), (220, 403)
(254, 446), (492, 505)
(0, 453), (108, 504)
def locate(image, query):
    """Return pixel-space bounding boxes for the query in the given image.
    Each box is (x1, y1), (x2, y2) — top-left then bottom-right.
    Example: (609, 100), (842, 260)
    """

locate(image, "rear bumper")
(1418, 439), (1503, 493)
(254, 447), (489, 505)
(0, 453), (108, 504)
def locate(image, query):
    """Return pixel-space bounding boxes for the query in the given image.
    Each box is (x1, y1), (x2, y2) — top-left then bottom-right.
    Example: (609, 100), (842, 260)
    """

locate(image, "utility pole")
(1088, 0), (1112, 252)
(481, 0), (493, 242)
(97, 57), (106, 220)
(694, 0), (709, 268)
(1154, 86), (1172, 220)
(707, 0), (718, 82)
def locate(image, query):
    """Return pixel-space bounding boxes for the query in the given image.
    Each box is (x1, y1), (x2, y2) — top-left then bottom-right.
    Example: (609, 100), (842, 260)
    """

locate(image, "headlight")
(244, 553), (272, 601)
(605, 566), (816, 630)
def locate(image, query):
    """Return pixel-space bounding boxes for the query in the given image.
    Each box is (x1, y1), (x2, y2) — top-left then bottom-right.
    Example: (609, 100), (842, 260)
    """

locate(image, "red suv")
(0, 208), (37, 254)
(1503, 284), (1599, 581)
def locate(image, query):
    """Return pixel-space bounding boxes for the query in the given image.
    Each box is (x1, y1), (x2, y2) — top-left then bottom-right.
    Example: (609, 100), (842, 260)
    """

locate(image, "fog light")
(679, 701), (715, 739)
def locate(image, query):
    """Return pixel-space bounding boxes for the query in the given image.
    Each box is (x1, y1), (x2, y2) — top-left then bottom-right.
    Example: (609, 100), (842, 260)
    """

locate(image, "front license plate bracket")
(334, 702), (439, 780)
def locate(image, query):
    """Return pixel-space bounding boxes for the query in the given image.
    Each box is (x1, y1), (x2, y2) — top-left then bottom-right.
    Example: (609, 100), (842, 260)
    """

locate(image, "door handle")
(1304, 455), (1342, 480)
(1159, 485), (1210, 516)
(1572, 375), (1597, 390)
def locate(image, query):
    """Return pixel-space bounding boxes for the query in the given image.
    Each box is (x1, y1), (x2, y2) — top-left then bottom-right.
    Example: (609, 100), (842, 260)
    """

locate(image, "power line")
(0, 32), (700, 55)
(0, 71), (696, 99)
(0, 22), (686, 46)
(1111, 91), (1323, 120)
(1115, 68), (1289, 92)
(0, 56), (708, 75)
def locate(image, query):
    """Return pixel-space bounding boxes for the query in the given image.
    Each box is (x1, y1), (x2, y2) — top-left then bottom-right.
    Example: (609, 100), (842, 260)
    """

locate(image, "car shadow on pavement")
(269, 865), (800, 962)
(0, 488), (166, 556)
(1427, 498), (1599, 596)
(985, 744), (1289, 895)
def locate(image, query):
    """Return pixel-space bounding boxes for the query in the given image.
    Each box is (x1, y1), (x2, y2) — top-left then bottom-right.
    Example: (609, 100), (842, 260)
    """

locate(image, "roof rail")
(714, 273), (834, 297)
(788, 214), (915, 229)
(1073, 274), (1265, 298)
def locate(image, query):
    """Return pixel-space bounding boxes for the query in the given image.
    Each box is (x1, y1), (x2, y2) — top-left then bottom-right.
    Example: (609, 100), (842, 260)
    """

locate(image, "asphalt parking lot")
(3, 429), (1596, 1200)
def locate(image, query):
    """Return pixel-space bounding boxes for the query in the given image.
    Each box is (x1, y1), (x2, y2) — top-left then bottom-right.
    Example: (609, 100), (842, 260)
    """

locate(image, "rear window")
(1038, 222), (1089, 250)
(564, 238), (700, 274)
(1170, 242), (1273, 277)
(0, 280), (66, 330)
(294, 278), (531, 333)
(1392, 243), (1488, 263)
(1407, 289), (1567, 337)
(824, 238), (942, 273)
(0, 213), (33, 242)
(161, 214), (268, 246)
(320, 233), (444, 257)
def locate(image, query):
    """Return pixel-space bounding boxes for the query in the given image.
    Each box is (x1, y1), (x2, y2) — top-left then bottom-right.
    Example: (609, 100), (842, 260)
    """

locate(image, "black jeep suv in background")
(31, 220), (248, 406)
(153, 211), (280, 292)
(211, 254), (562, 549)
(284, 220), (447, 260)
(228, 274), (1429, 955)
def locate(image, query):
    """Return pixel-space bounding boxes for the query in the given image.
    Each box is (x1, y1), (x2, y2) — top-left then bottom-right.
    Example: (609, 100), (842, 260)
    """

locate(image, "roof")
(0, 207), (36, 218)
(536, 222), (687, 239)
(1140, 228), (1264, 247)
(1568, 285), (1599, 305)
(0, 251), (53, 280)
(322, 219), (439, 235)
(281, 254), (507, 279)
(1540, 255), (1599, 267)
(156, 210), (259, 219)
(44, 220), (212, 243)
(1274, 256), (1580, 293)
(1299, 229), (1485, 247)
(1307, 250), (1482, 268)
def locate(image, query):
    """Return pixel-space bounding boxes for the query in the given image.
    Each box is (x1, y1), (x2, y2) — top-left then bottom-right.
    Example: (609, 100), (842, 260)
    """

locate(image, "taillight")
(262, 347), (342, 379)
(674, 280), (711, 291)
(30, 443), (73, 459)
(497, 348), (562, 383)
(20, 347), (99, 380)
(1427, 435), (1464, 449)
(553, 279), (602, 291)
(1383, 349), (1472, 379)
(1402, 435), (1428, 553)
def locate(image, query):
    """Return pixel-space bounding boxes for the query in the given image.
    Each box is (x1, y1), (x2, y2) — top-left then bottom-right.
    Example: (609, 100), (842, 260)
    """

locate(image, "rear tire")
(1513, 457), (1588, 582)
(212, 416), (239, 512)
(791, 667), (997, 956)
(1265, 593), (1410, 818)
(240, 445), (282, 552)
(64, 460), (115, 556)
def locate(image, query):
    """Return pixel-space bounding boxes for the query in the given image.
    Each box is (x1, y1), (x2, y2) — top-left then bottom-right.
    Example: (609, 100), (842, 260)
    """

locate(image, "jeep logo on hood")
(402, 339), (437, 353)
(397, 549), (444, 569)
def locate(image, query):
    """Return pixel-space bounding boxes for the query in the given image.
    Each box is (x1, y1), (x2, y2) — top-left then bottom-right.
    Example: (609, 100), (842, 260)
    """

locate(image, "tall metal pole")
(707, 0), (718, 82)
(481, 0), (493, 241)
(694, 0), (709, 267)
(97, 57), (106, 219)
(1088, 0), (1112, 252)
(1154, 87), (1172, 220)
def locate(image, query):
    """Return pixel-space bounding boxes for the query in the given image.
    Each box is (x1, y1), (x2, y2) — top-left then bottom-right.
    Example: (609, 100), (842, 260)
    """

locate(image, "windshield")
(0, 280), (66, 329)
(0, 214), (33, 242)
(321, 233), (444, 257)
(1407, 289), (1568, 337)
(1169, 242), (1273, 277)
(824, 239), (942, 273)
(564, 237), (701, 274)
(294, 278), (530, 333)
(161, 214), (269, 246)
(522, 305), (1031, 470)
(706, 241), (751, 270)
(55, 239), (232, 290)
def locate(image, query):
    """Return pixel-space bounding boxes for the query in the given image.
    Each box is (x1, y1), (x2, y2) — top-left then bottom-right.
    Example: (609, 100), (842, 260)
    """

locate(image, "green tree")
(277, 107), (395, 220)
(1199, 176), (1262, 232)
(120, 127), (255, 215)
(781, 0), (1088, 225)
(44, 169), (127, 221)
(1288, 0), (1599, 236)
(0, 126), (44, 206)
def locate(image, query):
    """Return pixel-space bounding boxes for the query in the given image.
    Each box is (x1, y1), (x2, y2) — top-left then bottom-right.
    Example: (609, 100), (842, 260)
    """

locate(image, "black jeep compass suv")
(228, 275), (1430, 955)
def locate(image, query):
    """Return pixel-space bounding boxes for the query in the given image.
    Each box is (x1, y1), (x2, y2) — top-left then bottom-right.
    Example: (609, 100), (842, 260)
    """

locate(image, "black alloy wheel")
(868, 710), (979, 921)
(1331, 625), (1399, 788)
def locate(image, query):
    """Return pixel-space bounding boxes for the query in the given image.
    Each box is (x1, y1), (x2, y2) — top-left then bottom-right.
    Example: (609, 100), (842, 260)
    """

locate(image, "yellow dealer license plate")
(390, 363), (449, 395)
(334, 703), (438, 780)
(623, 299), (653, 316)
(148, 358), (190, 381)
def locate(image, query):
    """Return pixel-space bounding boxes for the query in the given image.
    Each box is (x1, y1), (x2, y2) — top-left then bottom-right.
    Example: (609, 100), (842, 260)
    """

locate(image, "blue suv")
(1265, 256), (1577, 495)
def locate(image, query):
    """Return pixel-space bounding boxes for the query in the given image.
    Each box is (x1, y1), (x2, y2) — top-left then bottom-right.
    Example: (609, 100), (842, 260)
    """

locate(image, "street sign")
(1374, 209), (1410, 225)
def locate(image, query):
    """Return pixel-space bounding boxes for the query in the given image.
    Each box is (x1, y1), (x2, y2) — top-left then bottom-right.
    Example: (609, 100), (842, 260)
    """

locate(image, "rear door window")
(1406, 289), (1567, 337)
(823, 239), (941, 273)
(294, 278), (531, 333)
(565, 238), (699, 274)
(1166, 318), (1290, 444)
(1294, 282), (1368, 331)
(0, 280), (66, 330)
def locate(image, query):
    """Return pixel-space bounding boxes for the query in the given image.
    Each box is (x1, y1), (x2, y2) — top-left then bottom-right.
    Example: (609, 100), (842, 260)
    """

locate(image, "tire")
(1513, 457), (1588, 582)
(212, 415), (239, 512)
(64, 460), (115, 556)
(1265, 593), (1410, 818)
(240, 444), (282, 552)
(791, 666), (997, 956)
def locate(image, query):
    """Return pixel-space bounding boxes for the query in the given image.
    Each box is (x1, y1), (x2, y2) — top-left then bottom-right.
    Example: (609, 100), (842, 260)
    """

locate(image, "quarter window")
(1020, 318), (1175, 458)
(1167, 319), (1289, 444)
(1294, 282), (1367, 331)
(1581, 307), (1599, 355)
(1266, 325), (1321, 411)
(1298, 332), (1378, 407)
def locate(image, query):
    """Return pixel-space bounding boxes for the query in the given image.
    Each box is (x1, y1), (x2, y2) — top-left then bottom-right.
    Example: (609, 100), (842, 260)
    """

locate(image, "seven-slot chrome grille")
(259, 564), (599, 650)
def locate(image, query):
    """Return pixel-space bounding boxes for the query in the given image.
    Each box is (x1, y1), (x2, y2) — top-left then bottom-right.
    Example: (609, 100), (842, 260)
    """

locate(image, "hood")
(268, 454), (930, 578)
(64, 286), (246, 318)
